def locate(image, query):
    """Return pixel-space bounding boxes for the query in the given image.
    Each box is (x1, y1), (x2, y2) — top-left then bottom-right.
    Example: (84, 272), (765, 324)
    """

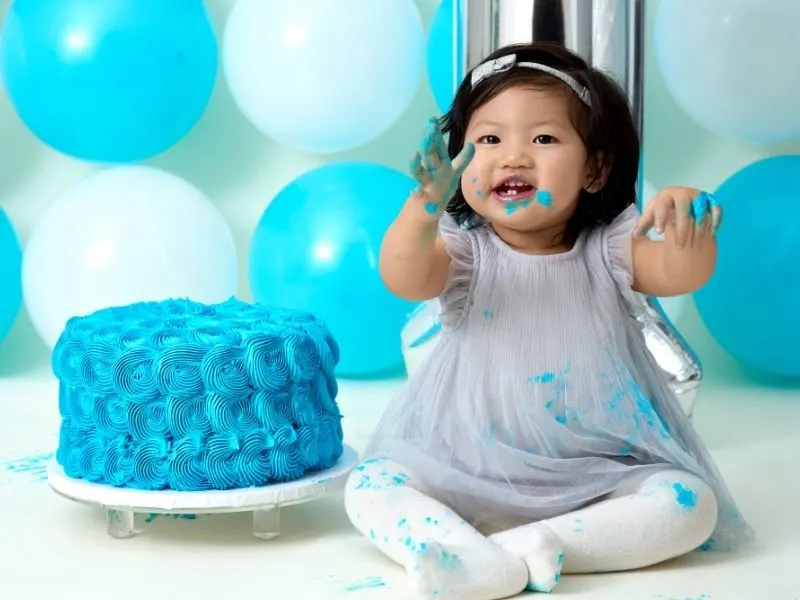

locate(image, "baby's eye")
(477, 135), (500, 144)
(533, 135), (556, 144)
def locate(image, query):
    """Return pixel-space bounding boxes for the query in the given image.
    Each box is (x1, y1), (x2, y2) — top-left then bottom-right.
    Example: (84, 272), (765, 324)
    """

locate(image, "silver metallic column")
(465, 0), (642, 125)
(462, 0), (702, 418)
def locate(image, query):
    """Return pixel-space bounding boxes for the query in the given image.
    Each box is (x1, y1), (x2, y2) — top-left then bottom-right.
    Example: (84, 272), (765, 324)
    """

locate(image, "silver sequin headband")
(470, 53), (592, 108)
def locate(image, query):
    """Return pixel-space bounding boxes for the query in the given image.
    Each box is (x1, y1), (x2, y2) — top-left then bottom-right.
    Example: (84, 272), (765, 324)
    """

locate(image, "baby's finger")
(710, 205), (723, 235)
(419, 119), (440, 169)
(698, 213), (714, 242)
(691, 192), (710, 227)
(633, 209), (655, 237)
(409, 152), (427, 186)
(674, 198), (693, 248)
(433, 122), (450, 165)
(451, 142), (475, 176)
(420, 134), (441, 173)
(653, 192), (673, 234)
(703, 192), (723, 234)
(633, 191), (659, 236)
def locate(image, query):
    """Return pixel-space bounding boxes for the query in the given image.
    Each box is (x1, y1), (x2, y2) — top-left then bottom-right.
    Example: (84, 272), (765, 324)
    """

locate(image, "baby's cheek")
(461, 172), (484, 199)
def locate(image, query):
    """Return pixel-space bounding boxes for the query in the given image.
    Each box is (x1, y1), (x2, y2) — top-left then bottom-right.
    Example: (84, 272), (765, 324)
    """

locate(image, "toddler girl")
(344, 42), (753, 599)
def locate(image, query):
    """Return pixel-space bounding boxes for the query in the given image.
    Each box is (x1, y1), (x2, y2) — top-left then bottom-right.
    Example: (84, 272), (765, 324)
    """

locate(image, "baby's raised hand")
(408, 117), (475, 219)
(634, 187), (722, 248)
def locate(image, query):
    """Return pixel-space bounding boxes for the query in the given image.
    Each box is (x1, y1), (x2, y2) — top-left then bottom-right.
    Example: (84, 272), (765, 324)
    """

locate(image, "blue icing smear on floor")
(144, 514), (198, 522)
(1, 452), (54, 482)
(344, 576), (387, 592)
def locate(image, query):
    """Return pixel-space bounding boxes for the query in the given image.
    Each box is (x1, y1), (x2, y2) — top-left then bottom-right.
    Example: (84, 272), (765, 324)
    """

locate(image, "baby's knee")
(344, 457), (424, 527)
(644, 470), (718, 545)
(344, 456), (420, 496)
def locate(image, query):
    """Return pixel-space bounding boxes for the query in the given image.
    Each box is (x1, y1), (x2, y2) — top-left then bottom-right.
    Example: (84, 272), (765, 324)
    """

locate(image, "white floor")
(1, 373), (798, 600)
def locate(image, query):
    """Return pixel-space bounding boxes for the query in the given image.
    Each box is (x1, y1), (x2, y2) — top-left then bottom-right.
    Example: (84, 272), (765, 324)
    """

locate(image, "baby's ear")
(584, 152), (612, 193)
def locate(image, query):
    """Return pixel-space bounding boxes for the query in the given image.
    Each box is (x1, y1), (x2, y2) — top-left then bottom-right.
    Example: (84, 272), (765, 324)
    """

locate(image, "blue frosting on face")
(53, 298), (344, 491)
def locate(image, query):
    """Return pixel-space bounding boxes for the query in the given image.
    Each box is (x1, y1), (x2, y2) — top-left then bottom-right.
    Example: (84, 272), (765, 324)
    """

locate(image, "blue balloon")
(694, 155), (800, 378)
(249, 163), (418, 377)
(0, 0), (217, 162)
(0, 209), (22, 344)
(426, 0), (464, 113)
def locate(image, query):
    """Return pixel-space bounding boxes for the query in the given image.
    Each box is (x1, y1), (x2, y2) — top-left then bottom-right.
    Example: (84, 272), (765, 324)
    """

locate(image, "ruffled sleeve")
(438, 213), (476, 327)
(601, 203), (640, 300)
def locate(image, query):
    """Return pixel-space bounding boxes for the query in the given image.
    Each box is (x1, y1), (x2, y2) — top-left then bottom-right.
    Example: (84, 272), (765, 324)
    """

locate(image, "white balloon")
(654, 0), (800, 144)
(222, 0), (424, 153)
(23, 166), (238, 348)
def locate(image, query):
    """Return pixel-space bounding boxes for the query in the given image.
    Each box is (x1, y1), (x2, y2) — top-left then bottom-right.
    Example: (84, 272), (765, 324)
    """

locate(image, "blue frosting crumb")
(52, 297), (344, 491)
(344, 576), (387, 592)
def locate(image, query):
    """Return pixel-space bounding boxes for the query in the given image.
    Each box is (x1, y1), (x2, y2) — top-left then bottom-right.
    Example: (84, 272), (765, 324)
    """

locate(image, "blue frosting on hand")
(53, 298), (344, 491)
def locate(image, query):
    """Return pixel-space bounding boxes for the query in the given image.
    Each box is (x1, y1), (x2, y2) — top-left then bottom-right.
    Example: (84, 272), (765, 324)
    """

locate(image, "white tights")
(344, 458), (718, 599)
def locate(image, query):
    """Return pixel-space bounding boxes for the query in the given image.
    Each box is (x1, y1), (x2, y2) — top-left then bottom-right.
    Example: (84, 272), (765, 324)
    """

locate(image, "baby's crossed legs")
(344, 458), (717, 598)
(344, 457), (528, 600)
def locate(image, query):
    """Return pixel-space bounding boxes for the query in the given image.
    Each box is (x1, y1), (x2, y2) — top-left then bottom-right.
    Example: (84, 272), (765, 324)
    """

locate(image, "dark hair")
(441, 42), (640, 245)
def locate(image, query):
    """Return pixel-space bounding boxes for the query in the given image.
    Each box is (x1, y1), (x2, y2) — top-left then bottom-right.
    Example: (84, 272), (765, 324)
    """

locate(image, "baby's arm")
(379, 200), (451, 301)
(379, 117), (474, 302)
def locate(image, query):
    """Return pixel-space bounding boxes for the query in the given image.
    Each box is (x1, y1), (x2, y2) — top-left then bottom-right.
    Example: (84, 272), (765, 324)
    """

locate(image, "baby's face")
(459, 85), (590, 232)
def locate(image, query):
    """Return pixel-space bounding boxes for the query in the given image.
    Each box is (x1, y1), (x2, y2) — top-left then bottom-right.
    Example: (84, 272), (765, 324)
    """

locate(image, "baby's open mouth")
(493, 177), (536, 202)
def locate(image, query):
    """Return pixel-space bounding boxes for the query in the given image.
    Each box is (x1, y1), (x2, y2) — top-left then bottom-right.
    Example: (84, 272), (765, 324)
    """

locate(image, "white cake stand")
(47, 444), (360, 540)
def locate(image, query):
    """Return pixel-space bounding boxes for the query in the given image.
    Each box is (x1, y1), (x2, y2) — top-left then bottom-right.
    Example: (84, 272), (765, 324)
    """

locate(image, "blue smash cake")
(52, 298), (344, 491)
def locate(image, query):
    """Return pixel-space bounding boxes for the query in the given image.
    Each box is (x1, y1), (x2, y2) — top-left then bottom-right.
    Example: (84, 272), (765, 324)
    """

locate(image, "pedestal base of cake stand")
(46, 444), (359, 540)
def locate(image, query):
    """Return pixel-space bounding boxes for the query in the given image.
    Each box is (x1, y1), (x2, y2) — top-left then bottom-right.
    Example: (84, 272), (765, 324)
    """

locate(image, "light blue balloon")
(222, 0), (423, 153)
(0, 209), (22, 344)
(426, 0), (464, 113)
(0, 0), (217, 162)
(249, 162), (418, 377)
(654, 0), (800, 144)
(694, 155), (800, 378)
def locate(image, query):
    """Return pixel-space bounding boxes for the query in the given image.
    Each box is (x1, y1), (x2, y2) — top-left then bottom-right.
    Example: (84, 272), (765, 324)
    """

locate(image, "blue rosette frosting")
(53, 298), (344, 491)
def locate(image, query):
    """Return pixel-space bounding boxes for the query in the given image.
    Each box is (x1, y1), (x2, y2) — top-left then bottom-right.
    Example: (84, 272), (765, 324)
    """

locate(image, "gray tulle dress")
(364, 204), (754, 551)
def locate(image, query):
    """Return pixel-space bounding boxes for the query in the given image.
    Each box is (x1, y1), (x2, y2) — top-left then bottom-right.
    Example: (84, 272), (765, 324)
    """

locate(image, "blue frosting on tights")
(52, 298), (344, 491)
